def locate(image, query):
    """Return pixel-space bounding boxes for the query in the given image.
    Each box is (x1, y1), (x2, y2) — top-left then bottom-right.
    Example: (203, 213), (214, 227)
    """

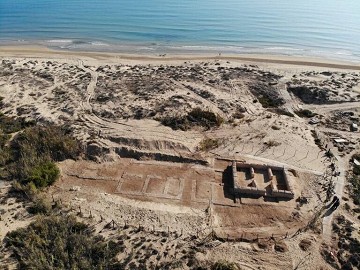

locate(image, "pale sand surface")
(1, 46), (359, 269)
(1, 45), (360, 70)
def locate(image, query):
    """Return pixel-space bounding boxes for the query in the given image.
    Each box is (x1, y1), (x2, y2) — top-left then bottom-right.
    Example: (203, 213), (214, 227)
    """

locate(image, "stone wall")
(231, 161), (294, 199)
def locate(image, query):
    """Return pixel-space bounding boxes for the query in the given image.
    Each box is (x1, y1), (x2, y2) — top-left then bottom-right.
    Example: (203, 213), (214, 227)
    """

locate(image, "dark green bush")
(352, 153), (360, 162)
(161, 108), (223, 131)
(349, 175), (360, 205)
(188, 108), (223, 127)
(295, 109), (316, 118)
(258, 96), (281, 108)
(0, 113), (34, 134)
(5, 215), (123, 270)
(27, 161), (60, 188)
(354, 165), (360, 176)
(0, 133), (10, 148)
(3, 125), (81, 188)
(11, 125), (81, 162)
(27, 195), (52, 214)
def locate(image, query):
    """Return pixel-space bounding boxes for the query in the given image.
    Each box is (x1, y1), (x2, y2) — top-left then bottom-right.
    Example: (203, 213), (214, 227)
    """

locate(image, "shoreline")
(1, 45), (360, 71)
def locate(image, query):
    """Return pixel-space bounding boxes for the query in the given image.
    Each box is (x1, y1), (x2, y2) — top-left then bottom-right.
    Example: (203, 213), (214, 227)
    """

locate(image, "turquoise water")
(1, 0), (360, 60)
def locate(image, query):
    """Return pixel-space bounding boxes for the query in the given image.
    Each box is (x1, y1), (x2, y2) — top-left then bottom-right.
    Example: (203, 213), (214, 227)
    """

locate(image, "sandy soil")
(1, 46), (360, 269)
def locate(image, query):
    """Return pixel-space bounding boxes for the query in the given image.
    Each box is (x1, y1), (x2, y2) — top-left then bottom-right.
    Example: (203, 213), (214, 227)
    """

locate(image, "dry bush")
(5, 215), (123, 270)
(199, 138), (219, 151)
(161, 108), (224, 131)
(299, 239), (312, 251)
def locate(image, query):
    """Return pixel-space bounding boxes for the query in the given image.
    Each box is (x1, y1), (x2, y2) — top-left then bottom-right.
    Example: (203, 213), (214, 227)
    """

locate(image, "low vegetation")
(258, 96), (283, 108)
(269, 108), (295, 117)
(5, 215), (123, 270)
(0, 108), (81, 190)
(288, 86), (330, 104)
(348, 153), (360, 205)
(248, 81), (285, 108)
(161, 108), (224, 131)
(294, 109), (316, 118)
(3, 125), (81, 188)
(199, 138), (219, 151)
(0, 113), (35, 134)
(211, 260), (240, 270)
(322, 215), (360, 269)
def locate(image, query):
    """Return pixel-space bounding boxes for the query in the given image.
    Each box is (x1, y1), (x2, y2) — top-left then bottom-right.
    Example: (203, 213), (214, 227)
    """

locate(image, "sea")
(1, 0), (360, 61)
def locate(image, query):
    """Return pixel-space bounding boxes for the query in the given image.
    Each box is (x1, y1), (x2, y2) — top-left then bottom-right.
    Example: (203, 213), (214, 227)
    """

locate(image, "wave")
(265, 47), (305, 51)
(46, 39), (73, 43)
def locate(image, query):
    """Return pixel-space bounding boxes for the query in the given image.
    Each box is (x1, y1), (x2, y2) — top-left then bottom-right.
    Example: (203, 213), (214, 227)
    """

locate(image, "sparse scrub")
(321, 215), (360, 269)
(265, 140), (280, 147)
(199, 138), (219, 151)
(349, 175), (360, 205)
(258, 96), (281, 108)
(212, 260), (239, 270)
(348, 154), (360, 204)
(0, 113), (34, 134)
(232, 111), (245, 119)
(352, 153), (360, 162)
(354, 165), (360, 176)
(10, 125), (81, 162)
(27, 195), (52, 214)
(1, 124), (81, 188)
(5, 215), (123, 270)
(249, 82), (285, 108)
(269, 108), (295, 117)
(161, 108), (224, 131)
(295, 109), (316, 118)
(288, 86), (330, 104)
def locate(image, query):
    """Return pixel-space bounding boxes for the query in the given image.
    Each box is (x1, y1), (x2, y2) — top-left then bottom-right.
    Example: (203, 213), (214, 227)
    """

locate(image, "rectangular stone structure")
(231, 161), (294, 199)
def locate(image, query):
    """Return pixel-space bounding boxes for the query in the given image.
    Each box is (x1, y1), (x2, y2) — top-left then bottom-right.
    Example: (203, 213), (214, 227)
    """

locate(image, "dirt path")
(277, 79), (300, 115)
(322, 154), (347, 242)
(318, 126), (360, 139)
(302, 101), (360, 114)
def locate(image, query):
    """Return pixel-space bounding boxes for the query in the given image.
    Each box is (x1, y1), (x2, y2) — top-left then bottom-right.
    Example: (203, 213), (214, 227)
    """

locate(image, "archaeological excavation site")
(231, 161), (294, 199)
(1, 52), (360, 270)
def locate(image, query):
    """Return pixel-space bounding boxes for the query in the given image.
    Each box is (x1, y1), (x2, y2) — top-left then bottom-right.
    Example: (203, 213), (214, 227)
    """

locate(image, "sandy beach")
(1, 45), (360, 70)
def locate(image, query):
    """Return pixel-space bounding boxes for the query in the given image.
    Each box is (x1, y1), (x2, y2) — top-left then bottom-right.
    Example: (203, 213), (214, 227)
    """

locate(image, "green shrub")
(5, 125), (81, 187)
(27, 196), (52, 214)
(11, 125), (81, 162)
(27, 161), (59, 188)
(5, 215), (123, 270)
